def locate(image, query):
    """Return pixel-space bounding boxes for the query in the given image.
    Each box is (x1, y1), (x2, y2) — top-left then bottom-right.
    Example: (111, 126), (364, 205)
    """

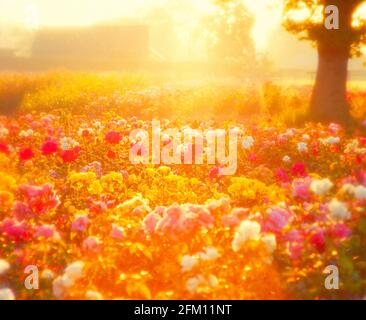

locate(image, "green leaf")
(339, 255), (354, 274)
(358, 218), (366, 234)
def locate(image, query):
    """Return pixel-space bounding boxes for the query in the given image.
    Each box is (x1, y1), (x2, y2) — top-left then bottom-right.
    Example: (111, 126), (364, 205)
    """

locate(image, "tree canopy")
(283, 0), (366, 56)
(202, 0), (255, 63)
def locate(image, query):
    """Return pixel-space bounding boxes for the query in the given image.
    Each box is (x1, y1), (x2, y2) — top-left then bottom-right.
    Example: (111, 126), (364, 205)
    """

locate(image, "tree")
(283, 0), (366, 124)
(202, 0), (255, 64)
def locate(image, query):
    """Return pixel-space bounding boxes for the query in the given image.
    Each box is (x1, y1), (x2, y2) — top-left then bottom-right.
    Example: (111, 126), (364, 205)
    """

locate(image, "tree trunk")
(309, 43), (351, 124)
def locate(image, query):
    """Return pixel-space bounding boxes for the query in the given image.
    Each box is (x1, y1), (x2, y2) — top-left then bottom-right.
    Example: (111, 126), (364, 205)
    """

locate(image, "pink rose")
(263, 207), (291, 234)
(35, 224), (60, 240)
(143, 211), (162, 234)
(222, 215), (241, 227)
(292, 178), (312, 200)
(83, 236), (101, 252)
(111, 224), (124, 240)
(0, 219), (32, 242)
(329, 223), (352, 239)
(276, 168), (290, 183)
(71, 215), (89, 232)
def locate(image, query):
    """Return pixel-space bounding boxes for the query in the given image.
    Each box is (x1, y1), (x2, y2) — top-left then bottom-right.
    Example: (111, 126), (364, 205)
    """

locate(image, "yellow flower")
(190, 178), (200, 185)
(68, 171), (97, 190)
(157, 166), (171, 175)
(228, 177), (268, 202)
(127, 174), (138, 185)
(0, 154), (11, 169)
(114, 195), (150, 217)
(88, 180), (103, 195)
(68, 205), (77, 214)
(101, 172), (124, 193)
(0, 191), (14, 209)
(101, 172), (124, 184)
(145, 168), (155, 177)
(0, 173), (17, 191)
(164, 173), (179, 183)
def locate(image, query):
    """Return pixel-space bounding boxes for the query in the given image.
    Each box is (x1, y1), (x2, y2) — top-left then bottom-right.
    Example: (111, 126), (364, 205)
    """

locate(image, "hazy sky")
(1, 0), (364, 69)
(0, 0), (216, 27)
(1, 0), (157, 26)
(1, 0), (282, 51)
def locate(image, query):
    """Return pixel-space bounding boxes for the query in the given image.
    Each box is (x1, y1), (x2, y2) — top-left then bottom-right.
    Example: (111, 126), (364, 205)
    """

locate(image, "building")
(0, 49), (15, 59)
(31, 25), (149, 63)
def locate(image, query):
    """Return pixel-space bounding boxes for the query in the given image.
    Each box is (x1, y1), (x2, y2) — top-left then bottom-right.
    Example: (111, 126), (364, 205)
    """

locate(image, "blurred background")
(0, 0), (366, 80)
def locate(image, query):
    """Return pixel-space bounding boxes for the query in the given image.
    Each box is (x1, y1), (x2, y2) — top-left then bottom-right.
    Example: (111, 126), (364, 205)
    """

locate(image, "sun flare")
(244, 0), (283, 52)
(353, 2), (366, 28)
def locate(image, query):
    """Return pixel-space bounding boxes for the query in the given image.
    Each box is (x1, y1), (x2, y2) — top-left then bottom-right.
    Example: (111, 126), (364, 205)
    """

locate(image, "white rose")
(282, 155), (291, 163)
(199, 247), (220, 261)
(310, 179), (333, 196)
(329, 199), (351, 221)
(208, 275), (219, 287)
(64, 261), (84, 281)
(354, 185), (366, 200)
(232, 220), (261, 252)
(0, 127), (9, 138)
(342, 184), (355, 194)
(186, 275), (204, 293)
(242, 136), (254, 150)
(41, 269), (55, 280)
(262, 234), (277, 254)
(297, 142), (308, 153)
(0, 259), (10, 276)
(325, 136), (340, 145)
(85, 290), (103, 300)
(181, 255), (198, 272)
(0, 288), (15, 300)
(53, 275), (74, 299)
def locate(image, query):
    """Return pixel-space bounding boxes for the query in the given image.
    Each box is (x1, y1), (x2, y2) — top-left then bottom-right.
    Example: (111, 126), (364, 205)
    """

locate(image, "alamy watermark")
(324, 265), (339, 290)
(24, 265), (39, 290)
(325, 5), (339, 30)
(129, 120), (239, 176)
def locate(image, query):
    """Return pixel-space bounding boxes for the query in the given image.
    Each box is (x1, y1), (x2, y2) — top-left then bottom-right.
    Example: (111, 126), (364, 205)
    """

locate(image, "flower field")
(1, 73), (366, 300)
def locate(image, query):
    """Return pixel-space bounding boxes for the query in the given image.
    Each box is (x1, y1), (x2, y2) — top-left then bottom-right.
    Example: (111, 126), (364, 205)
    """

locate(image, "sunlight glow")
(353, 3), (366, 28)
(244, 0), (283, 52)
(284, 4), (323, 24)
(24, 4), (40, 31)
(2, 0), (286, 54)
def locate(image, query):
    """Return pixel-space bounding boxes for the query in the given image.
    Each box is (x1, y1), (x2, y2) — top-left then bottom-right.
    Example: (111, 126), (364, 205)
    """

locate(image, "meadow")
(0, 72), (366, 300)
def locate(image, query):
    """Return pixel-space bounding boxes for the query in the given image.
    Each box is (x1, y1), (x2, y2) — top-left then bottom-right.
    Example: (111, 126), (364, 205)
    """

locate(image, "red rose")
(107, 150), (116, 159)
(81, 129), (92, 138)
(105, 131), (122, 144)
(310, 230), (326, 253)
(291, 162), (307, 177)
(248, 153), (257, 163)
(276, 168), (290, 183)
(61, 147), (80, 163)
(359, 137), (366, 146)
(19, 148), (34, 161)
(0, 143), (9, 154)
(41, 140), (58, 155)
